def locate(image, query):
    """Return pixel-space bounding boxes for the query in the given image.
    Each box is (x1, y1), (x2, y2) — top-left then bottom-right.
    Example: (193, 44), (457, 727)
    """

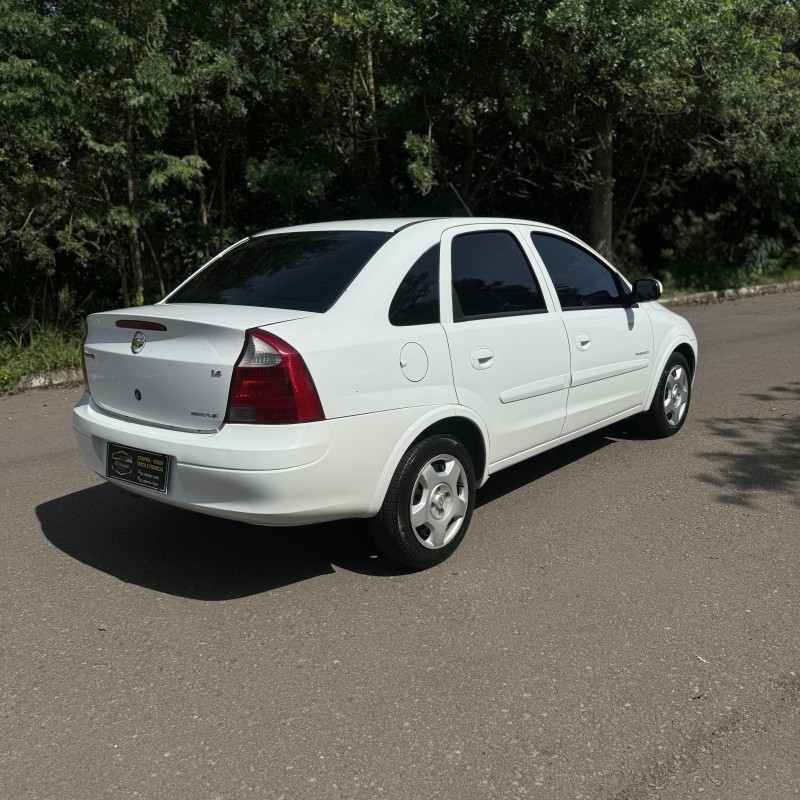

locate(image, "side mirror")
(631, 278), (663, 303)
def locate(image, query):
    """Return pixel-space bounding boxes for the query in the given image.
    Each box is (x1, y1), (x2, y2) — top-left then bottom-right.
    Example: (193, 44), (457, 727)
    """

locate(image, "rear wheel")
(370, 435), (476, 569)
(640, 352), (691, 437)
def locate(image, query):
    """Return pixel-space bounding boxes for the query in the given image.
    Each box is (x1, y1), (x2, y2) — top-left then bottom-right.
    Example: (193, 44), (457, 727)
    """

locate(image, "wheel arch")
(644, 335), (698, 410)
(673, 342), (696, 382)
(409, 416), (487, 486)
(367, 406), (490, 515)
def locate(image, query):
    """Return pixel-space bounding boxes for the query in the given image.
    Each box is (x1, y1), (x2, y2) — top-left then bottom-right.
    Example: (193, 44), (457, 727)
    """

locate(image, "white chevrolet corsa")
(74, 218), (697, 568)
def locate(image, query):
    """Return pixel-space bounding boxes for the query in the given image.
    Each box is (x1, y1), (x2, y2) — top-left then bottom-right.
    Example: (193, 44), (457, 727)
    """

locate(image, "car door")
(524, 229), (654, 435)
(441, 225), (571, 465)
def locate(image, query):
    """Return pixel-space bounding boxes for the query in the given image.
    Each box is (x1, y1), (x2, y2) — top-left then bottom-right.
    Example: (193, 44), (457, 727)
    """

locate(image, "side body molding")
(499, 374), (571, 404)
(570, 359), (650, 388)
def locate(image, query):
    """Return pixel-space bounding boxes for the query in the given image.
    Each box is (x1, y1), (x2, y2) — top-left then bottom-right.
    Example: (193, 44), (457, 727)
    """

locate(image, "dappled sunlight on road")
(696, 382), (800, 509)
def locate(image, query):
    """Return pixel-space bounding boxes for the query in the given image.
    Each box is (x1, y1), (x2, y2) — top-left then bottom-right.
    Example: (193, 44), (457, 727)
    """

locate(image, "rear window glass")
(166, 231), (393, 313)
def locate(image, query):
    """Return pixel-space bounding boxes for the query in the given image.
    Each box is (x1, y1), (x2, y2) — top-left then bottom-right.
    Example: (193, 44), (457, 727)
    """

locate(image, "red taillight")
(225, 330), (325, 424)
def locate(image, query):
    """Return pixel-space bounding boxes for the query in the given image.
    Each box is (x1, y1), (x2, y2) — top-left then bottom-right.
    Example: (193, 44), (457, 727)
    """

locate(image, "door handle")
(576, 332), (592, 351)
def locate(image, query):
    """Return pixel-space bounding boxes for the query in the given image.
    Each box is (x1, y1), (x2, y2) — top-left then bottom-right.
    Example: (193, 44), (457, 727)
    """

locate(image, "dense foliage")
(1, 0), (799, 328)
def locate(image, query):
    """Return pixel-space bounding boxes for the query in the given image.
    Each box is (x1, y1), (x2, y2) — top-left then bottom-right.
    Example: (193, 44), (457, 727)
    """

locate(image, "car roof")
(258, 218), (434, 234)
(255, 217), (567, 237)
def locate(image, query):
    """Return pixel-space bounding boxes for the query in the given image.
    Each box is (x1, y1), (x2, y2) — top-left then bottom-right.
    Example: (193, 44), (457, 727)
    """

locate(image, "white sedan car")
(74, 217), (697, 568)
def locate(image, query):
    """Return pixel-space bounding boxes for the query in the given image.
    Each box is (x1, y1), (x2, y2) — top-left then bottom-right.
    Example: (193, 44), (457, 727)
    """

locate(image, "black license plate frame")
(106, 442), (170, 494)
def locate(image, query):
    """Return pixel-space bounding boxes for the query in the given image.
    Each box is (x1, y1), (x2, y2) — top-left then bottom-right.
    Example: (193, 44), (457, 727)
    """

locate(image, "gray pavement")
(1, 292), (798, 800)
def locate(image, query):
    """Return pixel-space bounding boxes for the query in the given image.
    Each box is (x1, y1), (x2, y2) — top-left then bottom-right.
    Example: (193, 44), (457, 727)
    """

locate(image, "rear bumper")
(72, 392), (426, 526)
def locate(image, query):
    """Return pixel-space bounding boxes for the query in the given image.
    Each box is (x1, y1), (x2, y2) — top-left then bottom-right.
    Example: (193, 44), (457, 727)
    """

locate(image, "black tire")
(370, 434), (476, 569)
(639, 352), (692, 437)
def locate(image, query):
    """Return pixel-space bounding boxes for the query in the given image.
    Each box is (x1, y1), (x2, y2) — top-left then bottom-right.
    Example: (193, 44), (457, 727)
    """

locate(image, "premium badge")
(131, 331), (146, 353)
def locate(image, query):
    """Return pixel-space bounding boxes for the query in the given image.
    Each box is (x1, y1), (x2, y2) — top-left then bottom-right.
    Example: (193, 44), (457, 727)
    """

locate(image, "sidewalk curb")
(14, 368), (82, 392)
(660, 280), (800, 307)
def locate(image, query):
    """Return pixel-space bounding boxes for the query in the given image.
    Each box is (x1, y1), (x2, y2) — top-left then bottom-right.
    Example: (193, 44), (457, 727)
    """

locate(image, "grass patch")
(752, 266), (800, 286)
(0, 321), (83, 395)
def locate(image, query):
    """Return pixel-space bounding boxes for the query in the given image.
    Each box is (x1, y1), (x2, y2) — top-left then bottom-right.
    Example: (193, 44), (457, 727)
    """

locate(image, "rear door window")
(167, 231), (392, 313)
(451, 231), (546, 321)
(389, 244), (440, 326)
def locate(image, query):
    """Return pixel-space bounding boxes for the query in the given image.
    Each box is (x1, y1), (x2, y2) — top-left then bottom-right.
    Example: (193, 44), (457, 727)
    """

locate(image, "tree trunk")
(462, 125), (477, 202)
(126, 109), (144, 306)
(142, 229), (165, 297)
(101, 179), (130, 308)
(190, 113), (210, 262)
(365, 35), (379, 171)
(128, 222), (144, 306)
(218, 74), (229, 249)
(218, 12), (234, 249)
(190, 114), (209, 230)
(349, 68), (359, 164)
(590, 114), (614, 261)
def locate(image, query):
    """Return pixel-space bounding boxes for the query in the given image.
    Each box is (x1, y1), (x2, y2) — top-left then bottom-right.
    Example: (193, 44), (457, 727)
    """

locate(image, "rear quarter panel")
(274, 226), (458, 420)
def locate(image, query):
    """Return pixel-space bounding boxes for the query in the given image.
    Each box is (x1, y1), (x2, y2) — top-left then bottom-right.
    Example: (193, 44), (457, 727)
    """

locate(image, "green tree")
(660, 0), (800, 286)
(0, 0), (73, 323)
(59, 0), (205, 306)
(539, 0), (698, 258)
(2, 0), (800, 333)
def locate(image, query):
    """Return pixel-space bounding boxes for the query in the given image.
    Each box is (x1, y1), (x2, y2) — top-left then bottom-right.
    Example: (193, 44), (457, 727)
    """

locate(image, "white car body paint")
(73, 217), (698, 528)
(439, 223), (572, 462)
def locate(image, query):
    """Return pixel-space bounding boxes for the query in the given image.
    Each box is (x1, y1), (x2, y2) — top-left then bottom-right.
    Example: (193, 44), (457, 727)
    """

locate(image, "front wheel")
(640, 352), (692, 437)
(370, 435), (476, 569)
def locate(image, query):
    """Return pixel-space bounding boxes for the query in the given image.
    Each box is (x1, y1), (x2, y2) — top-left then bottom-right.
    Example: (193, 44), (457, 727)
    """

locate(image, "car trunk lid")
(84, 304), (314, 431)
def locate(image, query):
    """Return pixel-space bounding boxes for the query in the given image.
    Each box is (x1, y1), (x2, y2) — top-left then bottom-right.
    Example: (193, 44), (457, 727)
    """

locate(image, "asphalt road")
(1, 292), (798, 800)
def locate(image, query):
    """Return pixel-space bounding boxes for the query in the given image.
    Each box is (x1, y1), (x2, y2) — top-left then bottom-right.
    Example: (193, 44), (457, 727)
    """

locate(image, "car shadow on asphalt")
(36, 485), (402, 599)
(37, 426), (626, 600)
(475, 429), (618, 507)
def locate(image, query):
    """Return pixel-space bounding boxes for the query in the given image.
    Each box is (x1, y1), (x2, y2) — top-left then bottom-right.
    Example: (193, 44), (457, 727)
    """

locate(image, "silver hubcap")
(409, 454), (469, 549)
(663, 365), (689, 427)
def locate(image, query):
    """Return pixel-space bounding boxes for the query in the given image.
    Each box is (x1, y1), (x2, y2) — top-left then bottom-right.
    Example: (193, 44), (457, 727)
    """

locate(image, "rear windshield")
(166, 231), (393, 313)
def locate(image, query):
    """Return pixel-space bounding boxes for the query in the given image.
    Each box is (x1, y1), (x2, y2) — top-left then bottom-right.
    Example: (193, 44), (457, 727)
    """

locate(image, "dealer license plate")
(106, 442), (170, 494)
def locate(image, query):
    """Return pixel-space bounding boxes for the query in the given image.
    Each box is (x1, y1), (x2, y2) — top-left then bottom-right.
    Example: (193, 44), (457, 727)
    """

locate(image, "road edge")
(9, 280), (800, 393)
(660, 279), (800, 307)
